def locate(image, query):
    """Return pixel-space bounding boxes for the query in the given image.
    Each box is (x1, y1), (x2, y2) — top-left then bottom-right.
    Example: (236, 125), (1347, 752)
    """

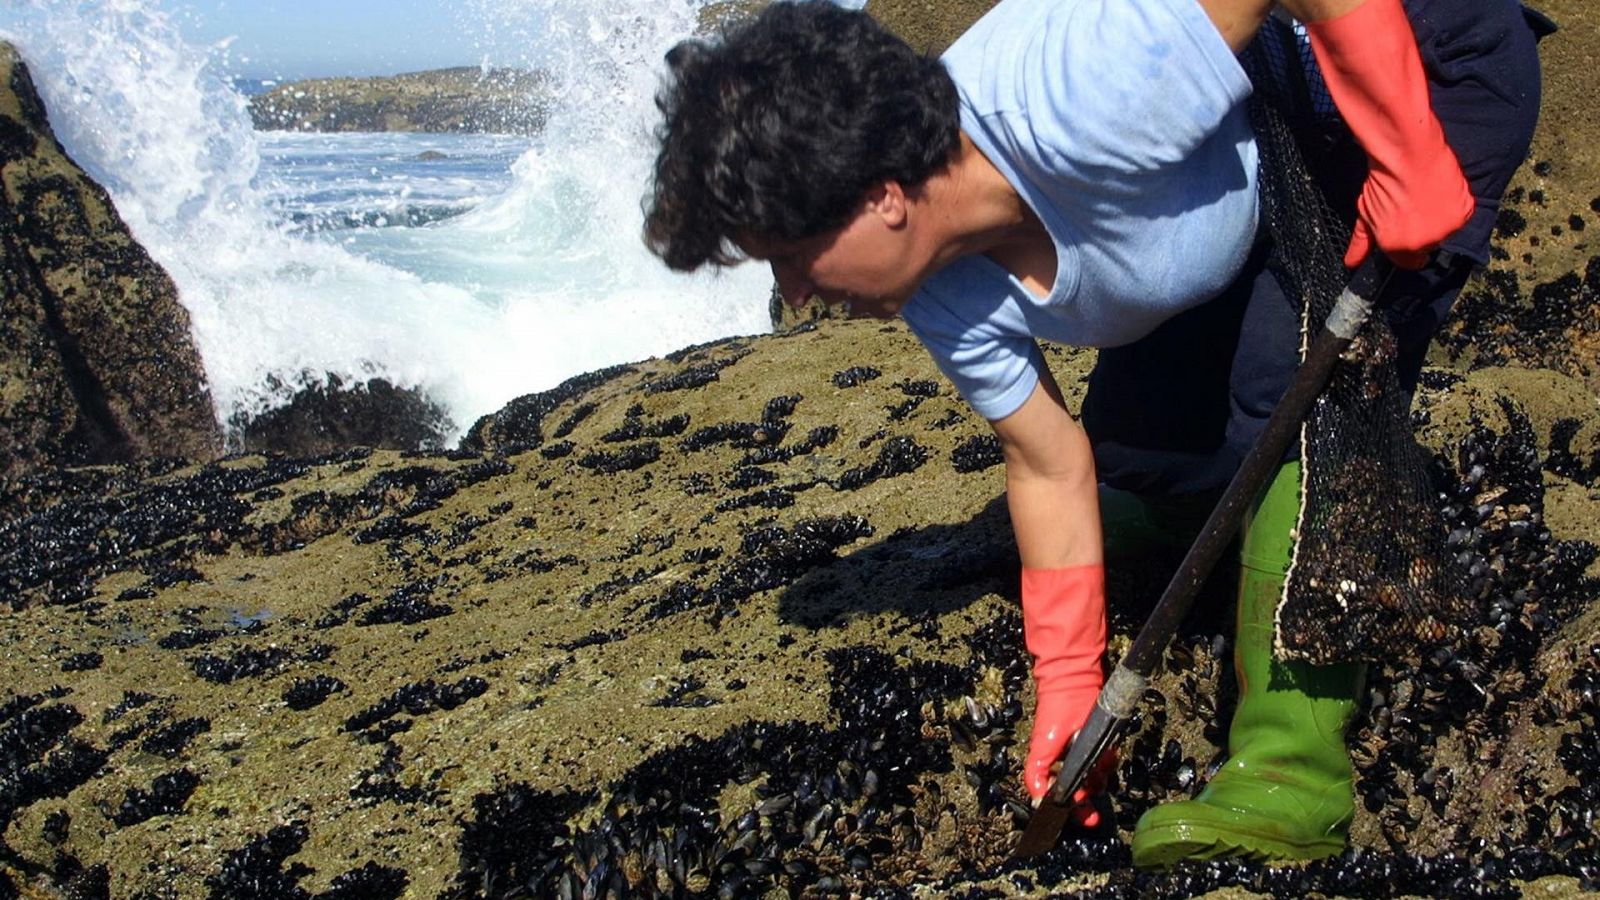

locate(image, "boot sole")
(1131, 818), (1346, 869)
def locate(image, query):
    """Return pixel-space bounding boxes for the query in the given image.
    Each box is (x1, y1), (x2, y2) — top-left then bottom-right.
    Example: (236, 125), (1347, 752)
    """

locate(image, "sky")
(155, 0), (545, 80)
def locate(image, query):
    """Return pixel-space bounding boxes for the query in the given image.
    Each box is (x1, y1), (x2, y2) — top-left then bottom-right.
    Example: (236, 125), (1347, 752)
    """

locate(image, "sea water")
(0, 0), (775, 438)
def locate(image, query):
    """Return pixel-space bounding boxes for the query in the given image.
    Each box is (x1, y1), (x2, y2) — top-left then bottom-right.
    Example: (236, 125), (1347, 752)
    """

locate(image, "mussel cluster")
(110, 768), (200, 827)
(641, 515), (874, 623)
(0, 444), (516, 614)
(1439, 251), (1600, 376)
(206, 822), (409, 899)
(461, 362), (637, 454)
(431, 388), (1598, 899)
(0, 455), (313, 608)
(4, 324), (1595, 898)
(1340, 399), (1598, 858)
(0, 695), (102, 826)
(443, 645), (1032, 899)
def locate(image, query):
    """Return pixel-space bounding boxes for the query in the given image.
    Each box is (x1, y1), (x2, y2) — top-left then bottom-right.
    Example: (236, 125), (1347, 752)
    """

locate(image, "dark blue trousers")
(1081, 0), (1546, 497)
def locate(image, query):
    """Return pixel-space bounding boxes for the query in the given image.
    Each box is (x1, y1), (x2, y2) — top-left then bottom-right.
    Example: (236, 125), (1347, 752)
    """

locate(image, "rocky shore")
(247, 68), (549, 135)
(0, 44), (220, 479)
(1, 1), (1598, 898)
(2, 320), (1597, 899)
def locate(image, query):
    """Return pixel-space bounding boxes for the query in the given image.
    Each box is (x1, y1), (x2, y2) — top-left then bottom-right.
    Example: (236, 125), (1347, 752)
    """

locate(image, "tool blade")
(1010, 703), (1125, 859)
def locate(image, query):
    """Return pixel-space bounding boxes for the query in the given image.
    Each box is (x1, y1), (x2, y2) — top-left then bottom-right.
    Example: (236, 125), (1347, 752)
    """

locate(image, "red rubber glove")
(1306, 0), (1474, 269)
(1022, 565), (1113, 827)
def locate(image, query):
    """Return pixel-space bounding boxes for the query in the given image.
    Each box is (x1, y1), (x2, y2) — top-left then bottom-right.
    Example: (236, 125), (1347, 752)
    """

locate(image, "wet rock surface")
(228, 375), (454, 458)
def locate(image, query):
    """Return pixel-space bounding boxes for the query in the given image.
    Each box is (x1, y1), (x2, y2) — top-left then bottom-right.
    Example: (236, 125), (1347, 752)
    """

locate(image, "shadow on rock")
(775, 495), (1015, 629)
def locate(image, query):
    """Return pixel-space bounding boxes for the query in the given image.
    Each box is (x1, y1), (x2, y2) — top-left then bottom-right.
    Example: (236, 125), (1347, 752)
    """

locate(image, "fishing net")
(1242, 20), (1474, 663)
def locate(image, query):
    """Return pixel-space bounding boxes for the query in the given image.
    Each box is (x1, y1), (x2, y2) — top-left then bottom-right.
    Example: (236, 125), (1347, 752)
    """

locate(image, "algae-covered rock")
(0, 316), (1596, 897)
(696, 0), (770, 33)
(694, 0), (1001, 55)
(0, 43), (220, 479)
(870, 0), (998, 54)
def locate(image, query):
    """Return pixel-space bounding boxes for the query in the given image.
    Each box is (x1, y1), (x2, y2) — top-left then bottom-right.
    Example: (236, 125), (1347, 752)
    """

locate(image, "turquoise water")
(259, 132), (528, 234)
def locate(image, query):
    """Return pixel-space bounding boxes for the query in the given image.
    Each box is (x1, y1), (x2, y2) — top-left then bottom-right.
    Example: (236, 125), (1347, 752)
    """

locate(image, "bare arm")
(1198, 0), (1366, 52)
(989, 372), (1101, 570)
(992, 370), (1112, 810)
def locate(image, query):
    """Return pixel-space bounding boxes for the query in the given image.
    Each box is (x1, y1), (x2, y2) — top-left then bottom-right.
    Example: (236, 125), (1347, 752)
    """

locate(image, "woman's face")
(742, 185), (925, 319)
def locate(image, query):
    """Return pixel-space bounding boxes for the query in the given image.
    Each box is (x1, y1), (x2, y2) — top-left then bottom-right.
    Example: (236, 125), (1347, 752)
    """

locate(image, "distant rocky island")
(247, 66), (550, 135)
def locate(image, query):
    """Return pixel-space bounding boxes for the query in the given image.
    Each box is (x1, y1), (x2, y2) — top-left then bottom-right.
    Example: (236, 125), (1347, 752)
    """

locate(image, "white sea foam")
(0, 0), (773, 438)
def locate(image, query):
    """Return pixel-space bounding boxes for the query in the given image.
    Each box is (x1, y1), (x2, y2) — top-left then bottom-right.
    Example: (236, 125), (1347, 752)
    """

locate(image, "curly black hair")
(643, 1), (961, 272)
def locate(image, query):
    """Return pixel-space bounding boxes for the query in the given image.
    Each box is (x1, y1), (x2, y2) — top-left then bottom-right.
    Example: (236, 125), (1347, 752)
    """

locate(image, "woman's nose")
(772, 263), (814, 309)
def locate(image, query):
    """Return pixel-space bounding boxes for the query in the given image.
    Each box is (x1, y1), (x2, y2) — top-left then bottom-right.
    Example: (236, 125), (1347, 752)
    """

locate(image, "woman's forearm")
(991, 376), (1103, 569)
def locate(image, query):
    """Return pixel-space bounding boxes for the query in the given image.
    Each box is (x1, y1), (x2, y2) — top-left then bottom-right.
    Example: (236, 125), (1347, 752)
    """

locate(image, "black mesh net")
(1242, 23), (1474, 664)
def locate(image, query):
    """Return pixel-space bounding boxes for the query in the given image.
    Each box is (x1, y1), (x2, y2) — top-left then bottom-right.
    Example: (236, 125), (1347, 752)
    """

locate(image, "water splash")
(0, 0), (772, 438)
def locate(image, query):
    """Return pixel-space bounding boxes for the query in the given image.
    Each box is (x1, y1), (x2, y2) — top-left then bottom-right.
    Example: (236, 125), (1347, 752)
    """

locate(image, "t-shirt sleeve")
(901, 265), (1047, 422)
(1013, 0), (1253, 178)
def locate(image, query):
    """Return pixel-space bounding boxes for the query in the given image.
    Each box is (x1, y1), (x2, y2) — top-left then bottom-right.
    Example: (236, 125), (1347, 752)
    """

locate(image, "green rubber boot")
(1098, 485), (1213, 563)
(1130, 462), (1363, 868)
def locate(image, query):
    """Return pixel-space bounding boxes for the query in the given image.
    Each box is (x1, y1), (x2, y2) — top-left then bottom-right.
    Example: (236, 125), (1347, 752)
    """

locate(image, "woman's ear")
(865, 180), (909, 228)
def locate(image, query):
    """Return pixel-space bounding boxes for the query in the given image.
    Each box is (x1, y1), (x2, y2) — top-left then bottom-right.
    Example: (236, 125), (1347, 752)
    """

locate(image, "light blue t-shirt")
(900, 0), (1260, 421)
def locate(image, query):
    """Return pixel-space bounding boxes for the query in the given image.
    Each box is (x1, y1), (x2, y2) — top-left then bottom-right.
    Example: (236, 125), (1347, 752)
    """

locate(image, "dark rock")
(229, 374), (452, 456)
(0, 43), (221, 477)
(461, 364), (633, 454)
